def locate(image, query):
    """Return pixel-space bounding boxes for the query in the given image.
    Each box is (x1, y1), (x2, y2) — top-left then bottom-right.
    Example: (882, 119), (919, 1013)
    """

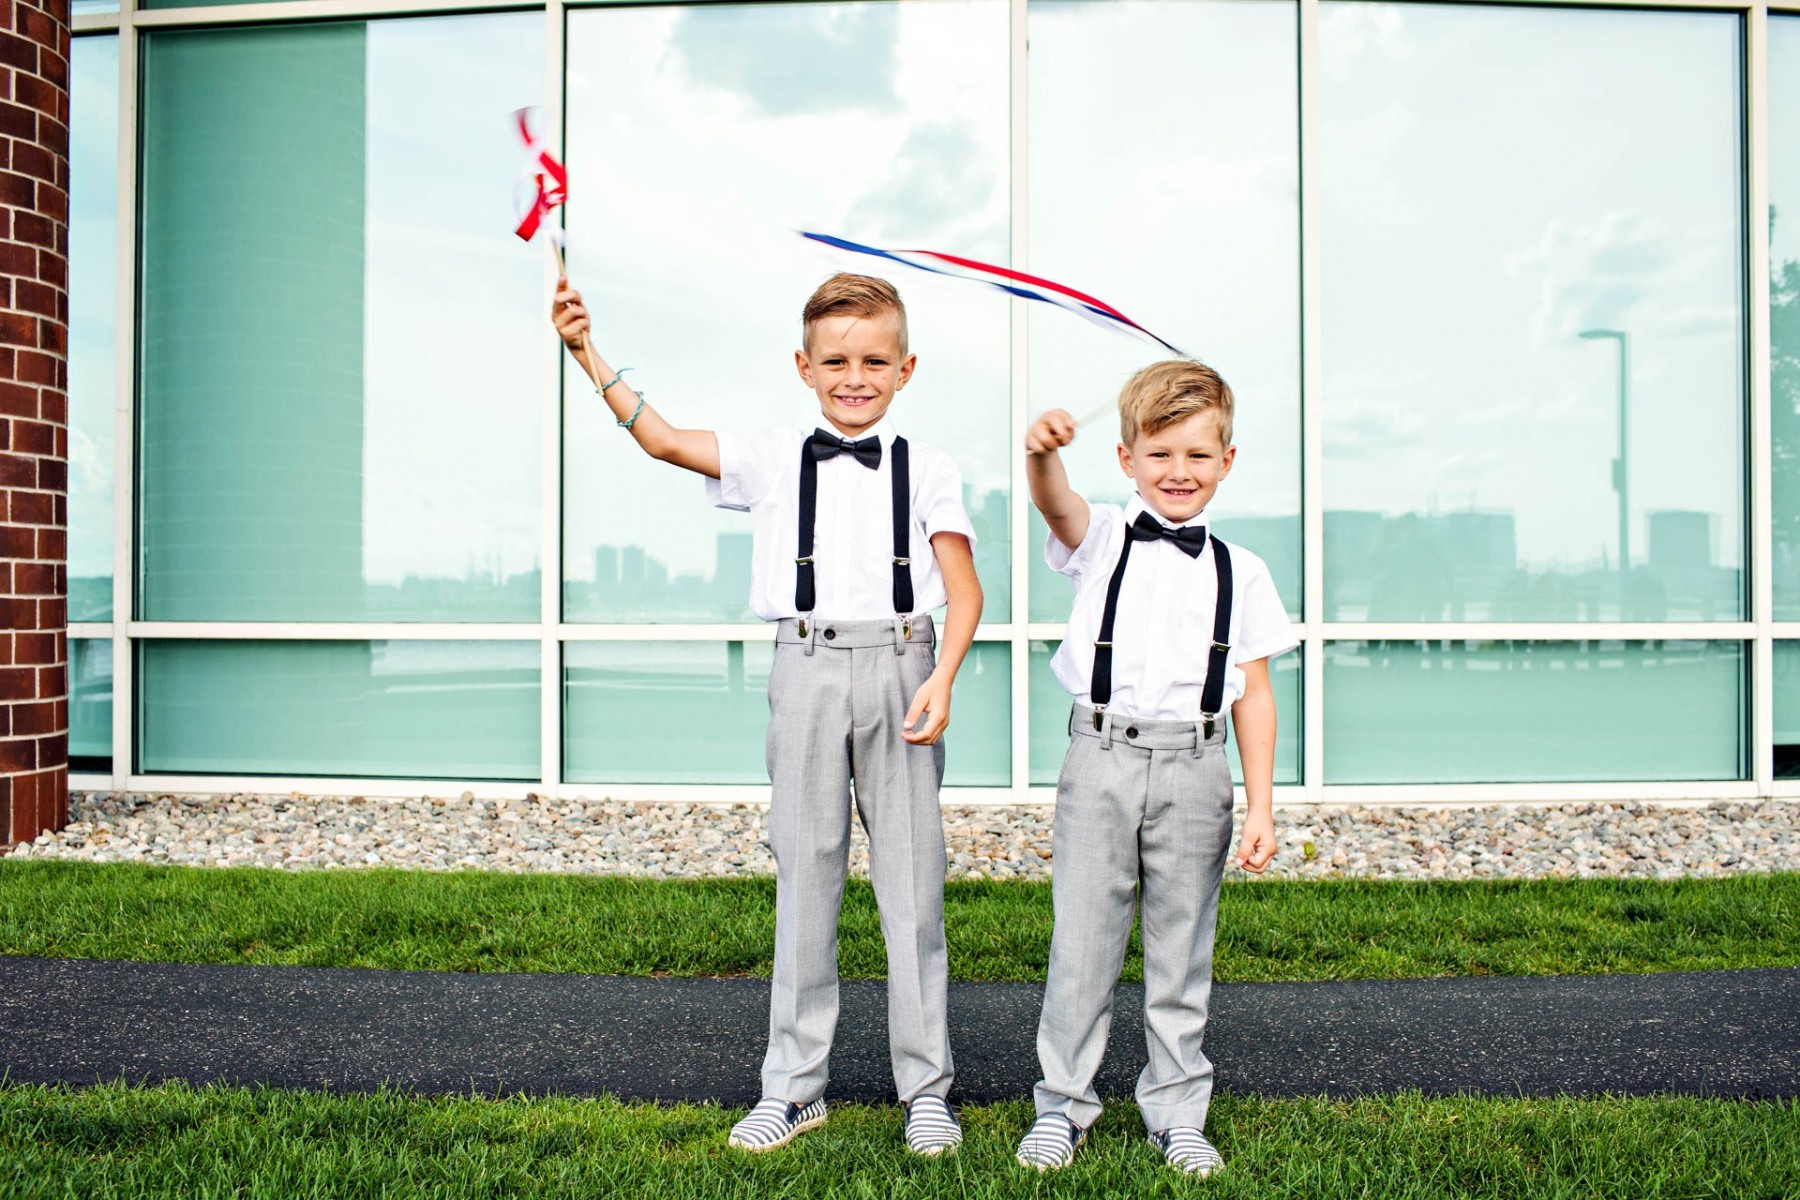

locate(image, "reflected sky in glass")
(1321, 4), (1745, 622)
(563, 1), (1011, 623)
(69, 35), (116, 622)
(139, 16), (542, 622)
(1027, 0), (1300, 622)
(1771, 16), (1800, 618)
(362, 15), (543, 614)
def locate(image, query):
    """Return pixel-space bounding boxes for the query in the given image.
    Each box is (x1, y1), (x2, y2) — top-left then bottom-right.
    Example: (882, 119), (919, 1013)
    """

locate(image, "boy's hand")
(902, 669), (953, 745)
(551, 277), (589, 352)
(1237, 809), (1277, 874)
(1025, 409), (1077, 455)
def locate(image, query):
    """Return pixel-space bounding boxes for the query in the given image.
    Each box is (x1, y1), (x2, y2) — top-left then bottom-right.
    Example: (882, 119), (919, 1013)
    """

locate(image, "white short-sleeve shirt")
(706, 416), (977, 622)
(1047, 494), (1298, 721)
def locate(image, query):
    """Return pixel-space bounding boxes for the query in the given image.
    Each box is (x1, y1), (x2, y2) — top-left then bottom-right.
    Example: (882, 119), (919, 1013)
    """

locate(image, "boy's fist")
(1025, 409), (1077, 455)
(551, 278), (589, 352)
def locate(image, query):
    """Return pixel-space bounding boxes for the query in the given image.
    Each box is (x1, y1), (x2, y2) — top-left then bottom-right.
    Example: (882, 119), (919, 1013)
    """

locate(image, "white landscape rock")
(7, 792), (1799, 882)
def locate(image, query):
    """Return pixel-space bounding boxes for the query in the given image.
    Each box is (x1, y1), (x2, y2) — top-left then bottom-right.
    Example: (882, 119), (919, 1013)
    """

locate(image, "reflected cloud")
(844, 120), (1002, 252)
(669, 3), (900, 116)
(1321, 2), (1415, 80)
(1509, 210), (1737, 343)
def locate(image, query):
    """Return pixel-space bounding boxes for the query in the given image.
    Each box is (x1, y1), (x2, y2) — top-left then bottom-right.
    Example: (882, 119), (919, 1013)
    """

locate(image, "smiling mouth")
(835, 395), (875, 405)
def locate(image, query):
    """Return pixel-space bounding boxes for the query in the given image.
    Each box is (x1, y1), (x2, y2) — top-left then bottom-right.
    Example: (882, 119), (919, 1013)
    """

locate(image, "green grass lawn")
(1, 860), (1796, 983)
(3, 1083), (1793, 1200)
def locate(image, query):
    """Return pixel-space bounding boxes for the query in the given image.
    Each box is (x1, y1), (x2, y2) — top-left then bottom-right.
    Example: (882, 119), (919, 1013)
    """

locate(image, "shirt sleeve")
(705, 429), (787, 512)
(1233, 553), (1300, 664)
(1045, 502), (1119, 586)
(917, 447), (978, 549)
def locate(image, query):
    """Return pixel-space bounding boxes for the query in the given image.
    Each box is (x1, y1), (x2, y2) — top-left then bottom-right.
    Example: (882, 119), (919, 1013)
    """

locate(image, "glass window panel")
(1026, 0), (1300, 622)
(1772, 16), (1800, 618)
(1321, 4), (1744, 622)
(1028, 639), (1300, 786)
(73, 0), (117, 13)
(1773, 641), (1800, 778)
(69, 35), (117, 622)
(139, 16), (543, 622)
(1325, 640), (1744, 784)
(139, 640), (540, 779)
(566, 640), (1010, 786)
(563, 1), (1010, 623)
(69, 639), (113, 770)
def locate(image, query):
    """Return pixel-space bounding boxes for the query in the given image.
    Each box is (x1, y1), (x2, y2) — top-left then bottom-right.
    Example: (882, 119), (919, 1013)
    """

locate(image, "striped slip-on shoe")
(1148, 1127), (1225, 1176)
(727, 1097), (828, 1152)
(902, 1095), (963, 1156)
(1014, 1111), (1087, 1171)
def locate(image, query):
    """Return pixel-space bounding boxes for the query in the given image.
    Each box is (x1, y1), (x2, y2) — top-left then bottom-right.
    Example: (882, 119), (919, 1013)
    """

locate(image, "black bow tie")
(1128, 510), (1209, 558)
(807, 429), (883, 469)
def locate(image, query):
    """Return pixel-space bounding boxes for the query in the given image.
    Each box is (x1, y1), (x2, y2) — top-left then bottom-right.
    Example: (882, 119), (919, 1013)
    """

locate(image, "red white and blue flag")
(513, 108), (568, 243)
(800, 231), (1187, 357)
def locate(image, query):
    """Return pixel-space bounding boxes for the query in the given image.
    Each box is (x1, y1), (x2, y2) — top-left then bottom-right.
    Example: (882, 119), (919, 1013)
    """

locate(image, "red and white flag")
(513, 108), (568, 242)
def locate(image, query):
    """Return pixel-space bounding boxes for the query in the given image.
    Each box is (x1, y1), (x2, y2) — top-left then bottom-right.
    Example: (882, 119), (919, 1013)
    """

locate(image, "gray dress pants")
(761, 615), (954, 1105)
(1033, 703), (1235, 1133)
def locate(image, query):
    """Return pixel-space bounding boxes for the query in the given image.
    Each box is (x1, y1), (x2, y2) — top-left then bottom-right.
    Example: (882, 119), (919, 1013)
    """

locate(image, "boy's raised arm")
(1025, 408), (1091, 551)
(553, 279), (721, 479)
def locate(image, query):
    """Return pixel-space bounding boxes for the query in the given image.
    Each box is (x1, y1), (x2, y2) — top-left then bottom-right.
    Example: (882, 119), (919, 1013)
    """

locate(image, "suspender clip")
(902, 616), (913, 641)
(1093, 641), (1113, 649)
(1092, 706), (1106, 732)
(893, 556), (911, 566)
(1202, 714), (1216, 739)
(795, 556), (813, 566)
(1213, 642), (1230, 653)
(797, 619), (808, 639)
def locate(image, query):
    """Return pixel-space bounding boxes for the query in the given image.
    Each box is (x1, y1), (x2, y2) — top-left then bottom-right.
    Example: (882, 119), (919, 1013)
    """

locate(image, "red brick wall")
(0, 0), (68, 848)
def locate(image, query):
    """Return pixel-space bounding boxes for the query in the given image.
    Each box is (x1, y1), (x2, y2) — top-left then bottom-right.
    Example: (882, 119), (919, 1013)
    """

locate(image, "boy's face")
(795, 311), (916, 437)
(1117, 410), (1235, 524)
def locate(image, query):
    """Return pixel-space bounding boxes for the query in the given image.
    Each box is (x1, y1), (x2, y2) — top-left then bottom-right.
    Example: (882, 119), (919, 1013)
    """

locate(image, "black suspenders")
(1089, 526), (1233, 737)
(795, 434), (914, 618)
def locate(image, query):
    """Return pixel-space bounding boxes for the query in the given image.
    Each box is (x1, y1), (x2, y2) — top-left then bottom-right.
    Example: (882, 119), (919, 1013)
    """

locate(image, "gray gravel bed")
(5, 792), (1797, 881)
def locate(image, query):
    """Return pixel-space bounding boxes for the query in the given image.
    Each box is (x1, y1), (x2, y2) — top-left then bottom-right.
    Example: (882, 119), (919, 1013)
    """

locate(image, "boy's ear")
(1220, 443), (1237, 477)
(1116, 441), (1136, 480)
(897, 353), (918, 389)
(795, 348), (814, 387)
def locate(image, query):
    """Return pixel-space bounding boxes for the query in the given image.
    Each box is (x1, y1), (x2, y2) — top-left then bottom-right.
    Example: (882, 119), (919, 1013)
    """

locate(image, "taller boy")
(552, 274), (982, 1156)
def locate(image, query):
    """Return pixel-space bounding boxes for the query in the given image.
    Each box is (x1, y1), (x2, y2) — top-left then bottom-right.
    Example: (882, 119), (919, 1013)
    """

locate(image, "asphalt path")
(3, 956), (1795, 1103)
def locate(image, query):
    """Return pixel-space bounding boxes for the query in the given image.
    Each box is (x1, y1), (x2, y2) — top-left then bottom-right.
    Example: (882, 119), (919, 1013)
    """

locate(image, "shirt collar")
(1126, 491), (1208, 533)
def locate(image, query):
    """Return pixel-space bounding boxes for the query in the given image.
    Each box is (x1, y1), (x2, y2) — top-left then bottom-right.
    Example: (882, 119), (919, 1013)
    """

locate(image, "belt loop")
(893, 615), (907, 655)
(1193, 719), (1206, 758)
(802, 616), (818, 657)
(1098, 708), (1114, 750)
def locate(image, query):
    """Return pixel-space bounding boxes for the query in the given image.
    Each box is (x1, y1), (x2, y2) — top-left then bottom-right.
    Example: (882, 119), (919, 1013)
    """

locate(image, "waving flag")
(513, 108), (568, 242)
(800, 231), (1188, 357)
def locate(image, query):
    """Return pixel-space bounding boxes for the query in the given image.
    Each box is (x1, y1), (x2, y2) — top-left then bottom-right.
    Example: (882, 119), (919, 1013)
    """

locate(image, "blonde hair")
(1117, 359), (1234, 447)
(802, 273), (909, 355)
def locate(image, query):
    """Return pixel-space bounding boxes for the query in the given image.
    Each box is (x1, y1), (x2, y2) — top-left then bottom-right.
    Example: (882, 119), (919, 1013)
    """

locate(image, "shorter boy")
(1017, 360), (1295, 1175)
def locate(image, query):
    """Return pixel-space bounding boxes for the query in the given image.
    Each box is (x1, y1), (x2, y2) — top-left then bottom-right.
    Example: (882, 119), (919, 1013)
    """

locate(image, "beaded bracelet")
(598, 367), (634, 393)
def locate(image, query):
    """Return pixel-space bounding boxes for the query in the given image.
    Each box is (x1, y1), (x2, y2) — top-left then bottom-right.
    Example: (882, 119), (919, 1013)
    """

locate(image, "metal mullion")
(1749, 2), (1775, 795)
(557, 623), (1021, 642)
(111, 4), (138, 788)
(1299, 0), (1324, 804)
(73, 14), (122, 33)
(128, 622), (545, 640)
(1008, 0), (1030, 803)
(540, 0), (566, 798)
(131, 0), (540, 28)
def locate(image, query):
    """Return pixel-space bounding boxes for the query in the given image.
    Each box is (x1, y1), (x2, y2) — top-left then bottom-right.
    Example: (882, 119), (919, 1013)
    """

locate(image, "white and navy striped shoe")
(1148, 1127), (1224, 1176)
(902, 1095), (962, 1156)
(1014, 1111), (1087, 1171)
(727, 1097), (827, 1152)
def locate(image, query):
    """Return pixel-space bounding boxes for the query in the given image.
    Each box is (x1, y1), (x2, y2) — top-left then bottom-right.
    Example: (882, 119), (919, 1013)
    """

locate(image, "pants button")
(823, 628), (837, 640)
(1125, 726), (1139, 739)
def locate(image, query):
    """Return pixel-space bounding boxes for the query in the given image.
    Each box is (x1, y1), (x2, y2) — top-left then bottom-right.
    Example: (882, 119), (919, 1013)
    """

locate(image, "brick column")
(0, 0), (69, 848)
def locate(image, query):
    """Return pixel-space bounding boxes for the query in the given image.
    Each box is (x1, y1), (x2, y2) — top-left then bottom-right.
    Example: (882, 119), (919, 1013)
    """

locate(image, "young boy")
(551, 273), (982, 1156)
(1016, 360), (1294, 1175)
